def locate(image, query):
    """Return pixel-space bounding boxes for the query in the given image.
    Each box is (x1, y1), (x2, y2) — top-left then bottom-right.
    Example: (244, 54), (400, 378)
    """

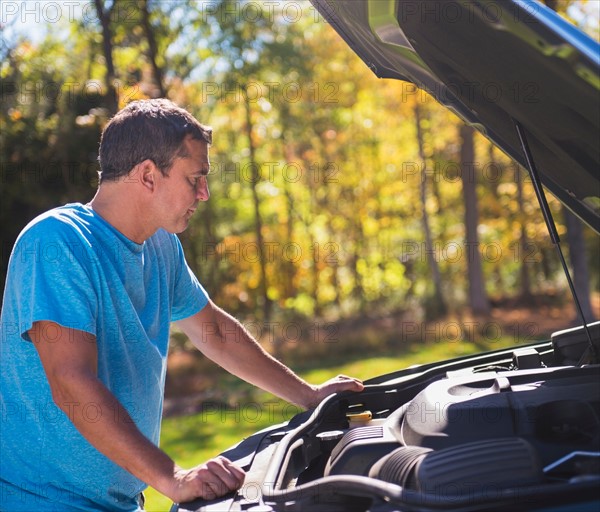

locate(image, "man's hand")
(167, 456), (245, 503)
(304, 374), (365, 409)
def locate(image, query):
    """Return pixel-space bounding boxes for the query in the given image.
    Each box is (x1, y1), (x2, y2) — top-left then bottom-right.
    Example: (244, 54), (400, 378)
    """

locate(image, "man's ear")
(136, 159), (158, 192)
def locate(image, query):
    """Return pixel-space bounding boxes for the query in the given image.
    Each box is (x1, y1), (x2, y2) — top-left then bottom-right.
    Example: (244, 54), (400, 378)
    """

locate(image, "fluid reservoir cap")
(316, 430), (345, 443)
(347, 411), (373, 423)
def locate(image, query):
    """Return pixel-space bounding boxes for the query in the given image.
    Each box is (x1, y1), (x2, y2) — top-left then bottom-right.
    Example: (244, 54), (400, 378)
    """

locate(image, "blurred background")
(1, 1), (599, 509)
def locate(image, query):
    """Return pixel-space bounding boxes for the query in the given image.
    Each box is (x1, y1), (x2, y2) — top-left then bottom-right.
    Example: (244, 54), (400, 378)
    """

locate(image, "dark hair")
(98, 99), (212, 183)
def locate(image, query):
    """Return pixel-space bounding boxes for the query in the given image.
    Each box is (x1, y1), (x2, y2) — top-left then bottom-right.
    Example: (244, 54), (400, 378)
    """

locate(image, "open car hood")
(310, 0), (600, 233)
(176, 4), (600, 511)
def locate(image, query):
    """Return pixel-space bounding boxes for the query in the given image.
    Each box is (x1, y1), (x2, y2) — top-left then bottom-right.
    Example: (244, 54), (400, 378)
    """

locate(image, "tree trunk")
(516, 167), (533, 299)
(460, 124), (490, 315)
(243, 88), (272, 322)
(298, 156), (322, 317)
(486, 144), (505, 293)
(93, 0), (118, 114)
(352, 217), (366, 314)
(281, 181), (296, 301)
(414, 103), (446, 318)
(139, 0), (167, 97)
(564, 207), (596, 322)
(281, 137), (298, 303)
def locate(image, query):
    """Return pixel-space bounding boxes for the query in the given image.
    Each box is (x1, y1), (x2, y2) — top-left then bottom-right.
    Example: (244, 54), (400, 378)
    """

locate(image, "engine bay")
(179, 323), (600, 512)
(320, 365), (599, 500)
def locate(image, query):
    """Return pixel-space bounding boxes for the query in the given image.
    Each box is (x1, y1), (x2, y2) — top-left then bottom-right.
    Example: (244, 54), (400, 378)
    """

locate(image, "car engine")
(178, 321), (600, 512)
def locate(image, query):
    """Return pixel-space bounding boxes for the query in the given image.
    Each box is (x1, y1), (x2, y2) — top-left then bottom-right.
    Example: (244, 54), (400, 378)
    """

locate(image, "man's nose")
(197, 176), (210, 201)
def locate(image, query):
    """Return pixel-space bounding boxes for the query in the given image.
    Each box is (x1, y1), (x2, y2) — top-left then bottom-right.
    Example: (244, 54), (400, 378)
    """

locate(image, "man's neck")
(89, 184), (155, 244)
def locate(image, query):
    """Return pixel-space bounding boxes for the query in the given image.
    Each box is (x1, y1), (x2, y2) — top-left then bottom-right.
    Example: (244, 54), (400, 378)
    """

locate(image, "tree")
(515, 166), (534, 299)
(243, 86), (272, 321)
(564, 207), (596, 321)
(460, 124), (490, 316)
(93, 0), (118, 113)
(138, 0), (166, 97)
(414, 101), (447, 318)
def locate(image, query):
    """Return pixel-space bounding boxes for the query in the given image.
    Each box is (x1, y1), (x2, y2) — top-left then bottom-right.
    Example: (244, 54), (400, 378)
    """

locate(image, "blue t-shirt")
(0, 203), (209, 511)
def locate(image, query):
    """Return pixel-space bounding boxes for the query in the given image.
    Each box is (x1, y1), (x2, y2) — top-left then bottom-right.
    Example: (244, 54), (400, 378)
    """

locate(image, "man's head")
(98, 99), (212, 183)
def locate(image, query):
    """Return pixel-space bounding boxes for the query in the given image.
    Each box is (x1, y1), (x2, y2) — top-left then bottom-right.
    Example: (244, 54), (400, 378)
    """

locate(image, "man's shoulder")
(17, 203), (91, 238)
(6, 204), (101, 294)
(12, 203), (99, 261)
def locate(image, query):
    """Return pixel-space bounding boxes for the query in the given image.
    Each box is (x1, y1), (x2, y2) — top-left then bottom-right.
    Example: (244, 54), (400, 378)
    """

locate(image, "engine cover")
(397, 366), (600, 465)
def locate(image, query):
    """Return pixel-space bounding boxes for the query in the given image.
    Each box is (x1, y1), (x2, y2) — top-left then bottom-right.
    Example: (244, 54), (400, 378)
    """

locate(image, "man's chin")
(163, 220), (190, 235)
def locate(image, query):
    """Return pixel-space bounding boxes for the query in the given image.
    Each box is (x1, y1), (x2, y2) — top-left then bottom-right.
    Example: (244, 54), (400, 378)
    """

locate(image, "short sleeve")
(170, 235), (209, 322)
(7, 221), (98, 341)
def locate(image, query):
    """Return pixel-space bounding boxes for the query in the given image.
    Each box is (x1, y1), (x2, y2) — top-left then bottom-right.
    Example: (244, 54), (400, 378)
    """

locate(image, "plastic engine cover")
(398, 366), (600, 465)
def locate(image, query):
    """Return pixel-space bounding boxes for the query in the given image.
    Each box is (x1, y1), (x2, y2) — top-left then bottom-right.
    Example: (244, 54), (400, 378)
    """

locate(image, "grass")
(144, 335), (521, 511)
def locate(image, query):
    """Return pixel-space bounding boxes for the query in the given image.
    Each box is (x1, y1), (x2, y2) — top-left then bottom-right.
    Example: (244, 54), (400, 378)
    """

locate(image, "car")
(175, 1), (600, 511)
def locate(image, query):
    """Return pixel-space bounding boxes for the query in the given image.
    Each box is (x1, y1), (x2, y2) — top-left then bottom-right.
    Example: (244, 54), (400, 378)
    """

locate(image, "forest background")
(2, 0), (599, 388)
(1, 1), (599, 507)
(2, 0), (599, 340)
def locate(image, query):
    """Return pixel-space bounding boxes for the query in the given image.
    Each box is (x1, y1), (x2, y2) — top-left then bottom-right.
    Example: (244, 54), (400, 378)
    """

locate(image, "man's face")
(155, 136), (210, 233)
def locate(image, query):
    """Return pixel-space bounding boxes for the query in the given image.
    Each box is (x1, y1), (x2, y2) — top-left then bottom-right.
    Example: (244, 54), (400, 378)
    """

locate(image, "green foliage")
(2, 1), (598, 318)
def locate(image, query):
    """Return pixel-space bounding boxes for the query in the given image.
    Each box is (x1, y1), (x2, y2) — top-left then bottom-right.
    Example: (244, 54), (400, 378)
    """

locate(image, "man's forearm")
(184, 306), (317, 408)
(179, 302), (364, 410)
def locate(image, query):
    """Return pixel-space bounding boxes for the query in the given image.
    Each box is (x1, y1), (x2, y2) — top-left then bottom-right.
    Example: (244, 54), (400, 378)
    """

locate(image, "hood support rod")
(513, 119), (596, 365)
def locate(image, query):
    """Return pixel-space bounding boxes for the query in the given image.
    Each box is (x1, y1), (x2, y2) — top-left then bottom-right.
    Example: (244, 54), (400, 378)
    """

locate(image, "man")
(0, 99), (363, 511)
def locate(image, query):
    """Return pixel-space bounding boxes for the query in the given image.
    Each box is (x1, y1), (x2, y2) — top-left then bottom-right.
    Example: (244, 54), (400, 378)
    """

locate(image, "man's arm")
(30, 321), (244, 503)
(176, 301), (364, 409)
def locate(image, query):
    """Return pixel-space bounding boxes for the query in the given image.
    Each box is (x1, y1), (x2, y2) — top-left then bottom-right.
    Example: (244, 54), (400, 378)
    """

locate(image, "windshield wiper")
(513, 119), (597, 366)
